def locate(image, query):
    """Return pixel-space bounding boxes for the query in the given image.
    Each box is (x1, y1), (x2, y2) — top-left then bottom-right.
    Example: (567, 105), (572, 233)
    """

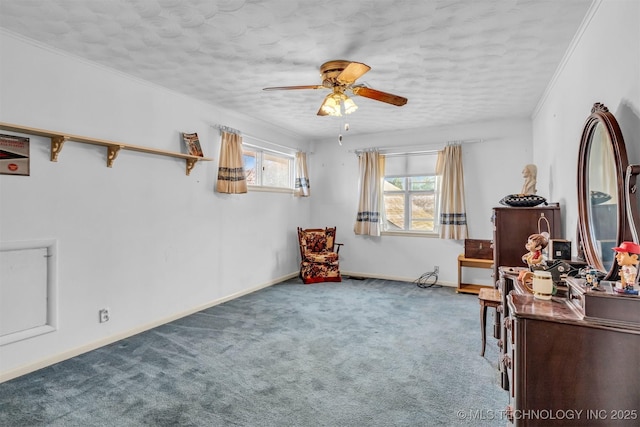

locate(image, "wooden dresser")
(499, 272), (640, 426)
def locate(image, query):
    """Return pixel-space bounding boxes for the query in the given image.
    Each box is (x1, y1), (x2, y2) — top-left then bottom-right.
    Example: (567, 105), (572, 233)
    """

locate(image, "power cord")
(415, 270), (441, 288)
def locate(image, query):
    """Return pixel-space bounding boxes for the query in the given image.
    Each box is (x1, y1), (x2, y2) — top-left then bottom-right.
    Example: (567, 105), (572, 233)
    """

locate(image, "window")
(243, 144), (295, 190)
(383, 153), (439, 234)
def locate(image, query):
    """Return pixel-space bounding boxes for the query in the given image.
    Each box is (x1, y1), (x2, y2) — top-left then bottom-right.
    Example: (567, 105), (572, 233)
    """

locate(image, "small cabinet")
(492, 206), (562, 282)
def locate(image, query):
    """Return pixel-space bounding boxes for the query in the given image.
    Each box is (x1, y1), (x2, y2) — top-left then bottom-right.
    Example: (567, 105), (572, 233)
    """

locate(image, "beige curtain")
(295, 151), (310, 197)
(354, 151), (385, 236)
(436, 144), (468, 239)
(216, 131), (247, 194)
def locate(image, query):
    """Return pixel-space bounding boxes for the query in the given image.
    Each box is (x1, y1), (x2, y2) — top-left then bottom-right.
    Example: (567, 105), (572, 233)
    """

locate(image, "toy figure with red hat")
(612, 241), (640, 295)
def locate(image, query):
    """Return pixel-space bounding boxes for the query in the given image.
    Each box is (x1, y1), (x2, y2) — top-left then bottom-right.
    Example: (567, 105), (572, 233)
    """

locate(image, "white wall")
(309, 118), (532, 284)
(0, 32), (310, 379)
(533, 0), (640, 250)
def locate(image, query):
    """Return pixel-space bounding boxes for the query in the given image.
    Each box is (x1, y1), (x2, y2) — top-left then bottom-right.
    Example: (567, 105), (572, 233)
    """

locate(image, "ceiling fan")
(263, 60), (408, 117)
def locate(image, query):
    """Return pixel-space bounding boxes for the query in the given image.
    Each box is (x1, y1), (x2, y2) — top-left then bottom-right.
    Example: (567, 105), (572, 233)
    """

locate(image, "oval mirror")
(577, 103), (634, 279)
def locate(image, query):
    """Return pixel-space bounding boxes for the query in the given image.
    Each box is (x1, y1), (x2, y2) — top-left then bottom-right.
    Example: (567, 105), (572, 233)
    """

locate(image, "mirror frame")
(577, 102), (633, 279)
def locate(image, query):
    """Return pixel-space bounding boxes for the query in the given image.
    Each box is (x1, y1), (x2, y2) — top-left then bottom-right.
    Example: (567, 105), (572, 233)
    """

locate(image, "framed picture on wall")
(181, 132), (204, 157)
(0, 134), (30, 176)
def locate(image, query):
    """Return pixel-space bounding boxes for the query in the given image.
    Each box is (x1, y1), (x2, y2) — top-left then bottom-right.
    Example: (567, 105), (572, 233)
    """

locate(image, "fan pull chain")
(337, 102), (351, 145)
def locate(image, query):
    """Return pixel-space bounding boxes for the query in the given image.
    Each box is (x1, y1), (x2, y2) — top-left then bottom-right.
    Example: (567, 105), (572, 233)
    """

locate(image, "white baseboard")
(0, 272), (298, 384)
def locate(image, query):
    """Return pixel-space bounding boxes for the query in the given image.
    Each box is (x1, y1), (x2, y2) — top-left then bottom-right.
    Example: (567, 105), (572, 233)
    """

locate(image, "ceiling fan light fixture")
(320, 92), (358, 117)
(321, 93), (342, 116)
(343, 96), (358, 115)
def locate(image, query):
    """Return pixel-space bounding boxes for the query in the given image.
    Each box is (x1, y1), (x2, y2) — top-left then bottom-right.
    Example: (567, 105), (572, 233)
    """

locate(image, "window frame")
(382, 169), (440, 237)
(242, 143), (296, 193)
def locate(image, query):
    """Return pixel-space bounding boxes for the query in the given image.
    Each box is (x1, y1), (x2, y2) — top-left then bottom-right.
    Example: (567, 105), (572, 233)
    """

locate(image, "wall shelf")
(0, 122), (213, 176)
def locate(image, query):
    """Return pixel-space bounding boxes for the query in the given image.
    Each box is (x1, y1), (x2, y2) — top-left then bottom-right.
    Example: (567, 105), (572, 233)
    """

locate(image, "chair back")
(298, 227), (337, 257)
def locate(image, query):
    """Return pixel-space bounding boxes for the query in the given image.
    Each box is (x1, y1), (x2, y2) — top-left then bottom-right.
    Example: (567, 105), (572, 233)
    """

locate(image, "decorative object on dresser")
(521, 233), (549, 268)
(498, 163), (548, 207)
(611, 241), (640, 294)
(518, 270), (553, 300)
(548, 238), (571, 260)
(520, 164), (537, 195)
(498, 193), (546, 207)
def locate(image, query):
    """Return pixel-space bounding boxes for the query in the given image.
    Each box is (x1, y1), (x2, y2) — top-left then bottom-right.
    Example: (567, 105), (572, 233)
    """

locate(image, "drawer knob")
(501, 354), (512, 369)
(504, 318), (512, 330)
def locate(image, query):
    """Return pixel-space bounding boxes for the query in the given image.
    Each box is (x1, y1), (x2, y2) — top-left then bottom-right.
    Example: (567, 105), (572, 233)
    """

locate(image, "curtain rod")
(349, 139), (484, 156)
(211, 123), (298, 152)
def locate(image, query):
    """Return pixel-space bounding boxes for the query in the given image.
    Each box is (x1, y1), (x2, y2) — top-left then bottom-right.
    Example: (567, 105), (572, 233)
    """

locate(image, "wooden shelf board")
(457, 283), (493, 295)
(0, 121), (212, 175)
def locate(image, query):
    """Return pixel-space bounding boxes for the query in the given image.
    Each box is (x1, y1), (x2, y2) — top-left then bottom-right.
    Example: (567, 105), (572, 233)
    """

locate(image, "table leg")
(480, 302), (488, 356)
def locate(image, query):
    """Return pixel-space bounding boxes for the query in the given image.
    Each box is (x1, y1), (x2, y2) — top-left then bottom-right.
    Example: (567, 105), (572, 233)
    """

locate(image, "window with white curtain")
(382, 152), (440, 235)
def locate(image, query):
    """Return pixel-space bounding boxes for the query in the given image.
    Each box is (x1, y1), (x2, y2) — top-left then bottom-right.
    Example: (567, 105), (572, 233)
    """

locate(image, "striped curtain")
(216, 131), (247, 194)
(354, 151), (385, 236)
(437, 144), (468, 239)
(295, 151), (310, 197)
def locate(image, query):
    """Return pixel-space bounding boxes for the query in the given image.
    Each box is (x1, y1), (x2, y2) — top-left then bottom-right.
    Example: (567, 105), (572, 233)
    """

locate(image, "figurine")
(612, 241), (640, 295)
(521, 164), (537, 195)
(585, 268), (600, 289)
(522, 233), (548, 268)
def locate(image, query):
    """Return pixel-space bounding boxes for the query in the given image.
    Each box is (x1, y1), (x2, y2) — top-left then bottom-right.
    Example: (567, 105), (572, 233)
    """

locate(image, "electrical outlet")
(99, 308), (110, 323)
(434, 266), (439, 274)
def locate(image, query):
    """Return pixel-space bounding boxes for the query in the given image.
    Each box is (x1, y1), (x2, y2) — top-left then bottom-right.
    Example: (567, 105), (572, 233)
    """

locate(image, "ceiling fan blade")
(352, 86), (408, 106)
(263, 85), (324, 91)
(336, 62), (371, 84)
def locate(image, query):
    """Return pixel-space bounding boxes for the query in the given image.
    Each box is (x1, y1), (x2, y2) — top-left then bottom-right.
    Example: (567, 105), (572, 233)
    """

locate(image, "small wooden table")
(456, 254), (493, 294)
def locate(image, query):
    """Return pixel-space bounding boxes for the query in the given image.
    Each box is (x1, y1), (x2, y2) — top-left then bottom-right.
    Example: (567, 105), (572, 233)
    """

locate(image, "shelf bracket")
(107, 145), (123, 168)
(185, 158), (197, 176)
(50, 136), (68, 162)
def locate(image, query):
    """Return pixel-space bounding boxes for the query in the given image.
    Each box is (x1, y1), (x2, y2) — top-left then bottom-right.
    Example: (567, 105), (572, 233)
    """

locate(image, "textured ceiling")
(0, 0), (593, 140)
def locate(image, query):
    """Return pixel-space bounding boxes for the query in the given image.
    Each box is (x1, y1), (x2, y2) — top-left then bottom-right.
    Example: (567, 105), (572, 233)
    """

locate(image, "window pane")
(384, 177), (405, 191)
(263, 153), (290, 188)
(410, 194), (436, 231)
(243, 151), (257, 185)
(383, 194), (405, 229)
(410, 176), (436, 191)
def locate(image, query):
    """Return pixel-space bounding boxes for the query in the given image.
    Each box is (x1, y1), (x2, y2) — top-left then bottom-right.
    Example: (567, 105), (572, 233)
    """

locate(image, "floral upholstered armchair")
(297, 227), (343, 284)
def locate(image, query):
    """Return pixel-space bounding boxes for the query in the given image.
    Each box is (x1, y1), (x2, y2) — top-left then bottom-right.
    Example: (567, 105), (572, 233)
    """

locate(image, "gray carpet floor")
(0, 277), (507, 426)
